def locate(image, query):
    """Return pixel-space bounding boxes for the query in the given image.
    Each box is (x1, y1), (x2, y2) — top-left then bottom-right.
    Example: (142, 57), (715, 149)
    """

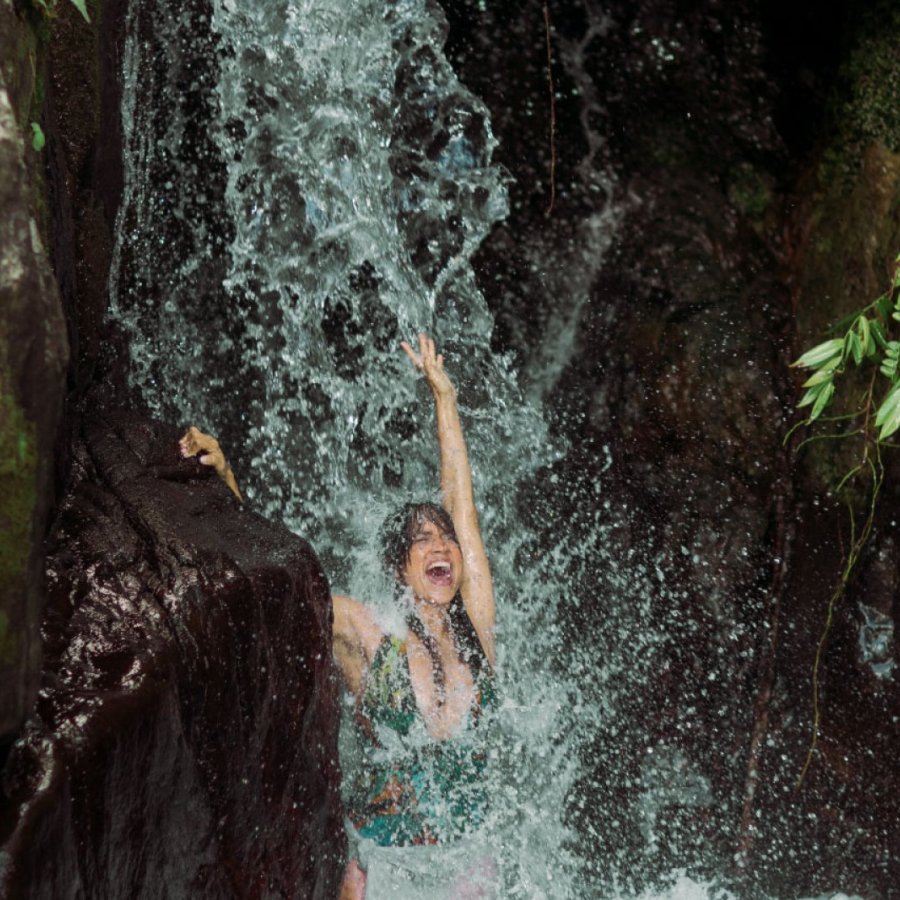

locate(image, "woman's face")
(401, 518), (463, 606)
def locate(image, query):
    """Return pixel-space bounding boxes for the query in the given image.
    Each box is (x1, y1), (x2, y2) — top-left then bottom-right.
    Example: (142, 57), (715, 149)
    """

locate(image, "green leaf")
(797, 381), (827, 409)
(792, 338), (844, 369)
(871, 319), (887, 350)
(30, 122), (45, 152)
(802, 368), (836, 388)
(876, 293), (892, 319)
(879, 403), (900, 440)
(847, 329), (863, 366)
(857, 316), (874, 357)
(810, 382), (834, 421)
(875, 382), (900, 428)
(813, 355), (841, 376)
(880, 360), (898, 380)
(69, 0), (91, 22)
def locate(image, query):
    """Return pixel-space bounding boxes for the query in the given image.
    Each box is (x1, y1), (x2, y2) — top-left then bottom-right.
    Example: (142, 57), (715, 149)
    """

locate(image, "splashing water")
(109, 0), (586, 894)
(106, 0), (855, 897)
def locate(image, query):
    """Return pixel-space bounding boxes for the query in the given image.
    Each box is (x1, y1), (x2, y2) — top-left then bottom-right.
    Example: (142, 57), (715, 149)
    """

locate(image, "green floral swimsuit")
(346, 635), (496, 847)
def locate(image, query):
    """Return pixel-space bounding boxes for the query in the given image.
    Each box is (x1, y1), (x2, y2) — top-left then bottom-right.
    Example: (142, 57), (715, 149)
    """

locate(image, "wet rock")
(446, 0), (898, 894)
(754, 7), (900, 888)
(0, 415), (344, 899)
(0, 3), (69, 745)
(42, 0), (129, 394)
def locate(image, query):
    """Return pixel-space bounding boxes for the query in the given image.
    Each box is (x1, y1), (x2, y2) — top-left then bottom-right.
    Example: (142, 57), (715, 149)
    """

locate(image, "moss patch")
(728, 162), (774, 222)
(0, 355), (38, 636)
(822, 2), (900, 184)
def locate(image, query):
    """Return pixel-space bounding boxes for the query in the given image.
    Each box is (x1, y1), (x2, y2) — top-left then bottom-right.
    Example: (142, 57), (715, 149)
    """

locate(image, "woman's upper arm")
(453, 510), (497, 667)
(332, 595), (384, 693)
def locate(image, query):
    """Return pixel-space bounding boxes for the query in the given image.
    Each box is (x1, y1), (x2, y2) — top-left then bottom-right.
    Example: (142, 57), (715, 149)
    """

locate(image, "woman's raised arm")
(401, 334), (496, 666)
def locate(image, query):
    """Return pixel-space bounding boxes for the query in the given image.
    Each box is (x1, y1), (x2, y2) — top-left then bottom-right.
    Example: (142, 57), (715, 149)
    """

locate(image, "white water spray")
(109, 0), (589, 895)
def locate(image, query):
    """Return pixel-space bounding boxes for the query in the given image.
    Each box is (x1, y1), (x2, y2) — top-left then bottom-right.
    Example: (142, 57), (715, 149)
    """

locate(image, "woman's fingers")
(177, 425), (242, 500)
(402, 333), (454, 397)
(179, 426), (216, 458)
(419, 333), (437, 367)
(413, 333), (440, 374)
(400, 340), (422, 369)
(179, 426), (226, 475)
(179, 427), (199, 457)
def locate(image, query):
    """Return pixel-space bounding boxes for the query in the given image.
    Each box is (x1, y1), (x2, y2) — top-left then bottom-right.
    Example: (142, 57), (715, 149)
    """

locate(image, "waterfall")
(109, 0), (589, 895)
(110, 1), (857, 897)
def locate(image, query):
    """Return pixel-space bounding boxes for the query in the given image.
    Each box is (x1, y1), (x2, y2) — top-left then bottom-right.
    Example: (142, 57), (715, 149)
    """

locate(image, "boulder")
(0, 414), (344, 899)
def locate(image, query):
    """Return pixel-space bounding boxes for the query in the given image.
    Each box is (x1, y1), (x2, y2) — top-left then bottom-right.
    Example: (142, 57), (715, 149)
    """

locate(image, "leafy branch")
(793, 252), (900, 435)
(790, 251), (900, 786)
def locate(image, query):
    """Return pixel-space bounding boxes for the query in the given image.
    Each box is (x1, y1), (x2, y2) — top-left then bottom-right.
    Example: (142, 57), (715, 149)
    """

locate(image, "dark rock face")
(42, 0), (129, 395)
(0, 2), (70, 745)
(0, 415), (344, 899)
(445, 0), (899, 895)
(3, 2), (347, 894)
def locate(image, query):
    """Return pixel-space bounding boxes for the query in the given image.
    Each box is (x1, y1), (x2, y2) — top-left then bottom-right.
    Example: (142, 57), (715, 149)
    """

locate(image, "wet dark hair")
(379, 501), (458, 582)
(379, 502), (487, 678)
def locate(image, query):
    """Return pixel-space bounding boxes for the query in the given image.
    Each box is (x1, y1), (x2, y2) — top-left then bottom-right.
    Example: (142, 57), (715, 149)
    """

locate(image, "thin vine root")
(797, 453), (883, 787)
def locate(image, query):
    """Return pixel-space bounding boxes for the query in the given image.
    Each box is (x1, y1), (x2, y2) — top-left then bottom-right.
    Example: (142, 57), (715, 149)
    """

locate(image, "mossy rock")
(825, 2), (900, 183)
(0, 372), (37, 603)
(0, 0), (70, 739)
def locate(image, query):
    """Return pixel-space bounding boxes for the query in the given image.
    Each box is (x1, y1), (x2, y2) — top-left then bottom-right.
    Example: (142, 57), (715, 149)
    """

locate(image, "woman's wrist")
(431, 382), (457, 402)
(222, 465), (243, 501)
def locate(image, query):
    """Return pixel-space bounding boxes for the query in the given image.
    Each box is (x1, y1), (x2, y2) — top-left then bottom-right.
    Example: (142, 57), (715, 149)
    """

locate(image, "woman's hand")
(179, 426), (243, 501)
(401, 333), (455, 398)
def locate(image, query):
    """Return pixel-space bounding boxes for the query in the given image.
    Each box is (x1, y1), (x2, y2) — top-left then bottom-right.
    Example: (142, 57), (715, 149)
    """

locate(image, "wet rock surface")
(0, 415), (344, 899)
(446, 0), (899, 894)
(0, 0), (69, 746)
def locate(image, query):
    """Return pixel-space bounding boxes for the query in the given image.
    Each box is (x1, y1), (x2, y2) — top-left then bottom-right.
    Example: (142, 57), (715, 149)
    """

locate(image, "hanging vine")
(789, 251), (900, 785)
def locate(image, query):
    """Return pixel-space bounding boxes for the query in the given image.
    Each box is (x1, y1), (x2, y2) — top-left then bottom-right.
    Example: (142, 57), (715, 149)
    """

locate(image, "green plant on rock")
(30, 123), (45, 151)
(789, 251), (900, 785)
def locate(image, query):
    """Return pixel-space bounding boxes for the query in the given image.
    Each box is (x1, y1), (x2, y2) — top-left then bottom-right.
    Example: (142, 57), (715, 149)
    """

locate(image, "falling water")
(109, 0), (580, 894)
(106, 1), (859, 898)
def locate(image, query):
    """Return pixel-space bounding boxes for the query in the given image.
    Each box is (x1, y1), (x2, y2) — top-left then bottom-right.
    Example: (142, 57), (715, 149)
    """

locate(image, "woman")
(180, 335), (497, 898)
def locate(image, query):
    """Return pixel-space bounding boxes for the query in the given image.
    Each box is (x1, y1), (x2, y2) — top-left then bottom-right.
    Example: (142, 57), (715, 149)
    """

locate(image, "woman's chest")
(405, 637), (477, 739)
(362, 636), (484, 743)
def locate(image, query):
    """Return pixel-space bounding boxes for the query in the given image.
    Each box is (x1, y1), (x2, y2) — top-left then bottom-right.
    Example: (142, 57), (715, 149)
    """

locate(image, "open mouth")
(425, 561), (453, 587)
